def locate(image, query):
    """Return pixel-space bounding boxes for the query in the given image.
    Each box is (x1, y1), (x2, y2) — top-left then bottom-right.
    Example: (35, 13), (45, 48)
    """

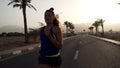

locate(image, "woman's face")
(44, 11), (54, 24)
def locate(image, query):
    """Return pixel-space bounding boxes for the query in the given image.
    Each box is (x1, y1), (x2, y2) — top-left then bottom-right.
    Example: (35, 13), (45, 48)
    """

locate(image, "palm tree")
(68, 22), (75, 34)
(92, 20), (100, 35)
(109, 29), (113, 34)
(88, 26), (94, 34)
(64, 21), (69, 34)
(8, 0), (37, 43)
(98, 19), (105, 36)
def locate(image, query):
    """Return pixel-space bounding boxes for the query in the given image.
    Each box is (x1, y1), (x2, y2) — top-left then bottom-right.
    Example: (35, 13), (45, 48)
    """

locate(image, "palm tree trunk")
(96, 27), (98, 35)
(66, 27), (68, 36)
(102, 25), (104, 36)
(22, 4), (28, 43)
(92, 29), (93, 34)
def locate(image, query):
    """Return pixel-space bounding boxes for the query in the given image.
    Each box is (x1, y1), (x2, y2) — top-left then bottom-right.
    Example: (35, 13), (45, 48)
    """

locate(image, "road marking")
(12, 50), (22, 55)
(74, 50), (79, 60)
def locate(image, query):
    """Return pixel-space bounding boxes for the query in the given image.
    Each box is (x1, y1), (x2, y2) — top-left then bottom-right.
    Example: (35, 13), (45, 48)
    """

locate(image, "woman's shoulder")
(40, 26), (46, 31)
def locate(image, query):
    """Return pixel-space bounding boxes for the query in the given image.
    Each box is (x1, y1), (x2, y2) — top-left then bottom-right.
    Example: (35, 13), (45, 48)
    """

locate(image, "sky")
(0, 0), (120, 29)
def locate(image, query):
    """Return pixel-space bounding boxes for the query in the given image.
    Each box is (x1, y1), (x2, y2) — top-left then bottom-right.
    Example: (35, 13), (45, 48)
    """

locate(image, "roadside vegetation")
(0, 20), (76, 51)
(88, 18), (120, 42)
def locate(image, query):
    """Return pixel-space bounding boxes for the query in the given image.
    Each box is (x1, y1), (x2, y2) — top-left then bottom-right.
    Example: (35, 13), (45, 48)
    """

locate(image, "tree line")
(63, 21), (75, 36)
(88, 18), (105, 36)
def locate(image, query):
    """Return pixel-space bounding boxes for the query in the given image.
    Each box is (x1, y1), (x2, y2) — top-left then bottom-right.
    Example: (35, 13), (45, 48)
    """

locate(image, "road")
(61, 34), (120, 68)
(0, 50), (39, 68)
(0, 34), (120, 68)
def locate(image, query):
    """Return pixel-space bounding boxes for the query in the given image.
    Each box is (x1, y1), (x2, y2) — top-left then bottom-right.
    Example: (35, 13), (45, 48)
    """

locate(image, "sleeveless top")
(39, 26), (59, 57)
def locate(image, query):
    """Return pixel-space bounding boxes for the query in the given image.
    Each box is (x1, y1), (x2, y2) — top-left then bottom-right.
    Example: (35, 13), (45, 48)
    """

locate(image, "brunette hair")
(45, 8), (59, 26)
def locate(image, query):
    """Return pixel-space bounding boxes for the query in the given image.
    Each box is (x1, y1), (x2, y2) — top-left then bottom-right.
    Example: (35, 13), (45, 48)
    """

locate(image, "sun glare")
(76, 0), (120, 24)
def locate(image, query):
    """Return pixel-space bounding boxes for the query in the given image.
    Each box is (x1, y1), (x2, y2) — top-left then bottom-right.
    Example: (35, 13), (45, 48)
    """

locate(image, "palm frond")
(27, 0), (31, 3)
(13, 4), (21, 8)
(14, 0), (20, 2)
(22, 0), (32, 4)
(8, 1), (15, 5)
(19, 5), (22, 10)
(8, 0), (21, 5)
(26, 4), (31, 8)
(27, 4), (37, 11)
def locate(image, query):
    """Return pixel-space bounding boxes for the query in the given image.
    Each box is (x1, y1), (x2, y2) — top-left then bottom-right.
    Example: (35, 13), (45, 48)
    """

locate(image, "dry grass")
(0, 36), (40, 51)
(93, 32), (120, 41)
(103, 32), (120, 41)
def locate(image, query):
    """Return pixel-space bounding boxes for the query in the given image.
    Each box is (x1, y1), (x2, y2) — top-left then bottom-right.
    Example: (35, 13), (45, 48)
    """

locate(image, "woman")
(39, 8), (63, 68)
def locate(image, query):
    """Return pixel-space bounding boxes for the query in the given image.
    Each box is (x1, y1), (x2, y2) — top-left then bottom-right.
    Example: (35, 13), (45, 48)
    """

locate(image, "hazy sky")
(0, 0), (120, 28)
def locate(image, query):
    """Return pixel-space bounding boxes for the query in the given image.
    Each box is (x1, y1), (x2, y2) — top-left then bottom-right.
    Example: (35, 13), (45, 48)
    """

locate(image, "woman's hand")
(44, 27), (52, 38)
(44, 26), (62, 49)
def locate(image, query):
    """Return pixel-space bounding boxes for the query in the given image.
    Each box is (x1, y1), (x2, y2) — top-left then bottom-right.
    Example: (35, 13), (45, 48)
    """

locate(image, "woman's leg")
(52, 56), (62, 68)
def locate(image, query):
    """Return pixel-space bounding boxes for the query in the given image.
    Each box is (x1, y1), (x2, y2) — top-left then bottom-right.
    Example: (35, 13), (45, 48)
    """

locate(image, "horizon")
(0, 0), (120, 31)
(0, 23), (120, 34)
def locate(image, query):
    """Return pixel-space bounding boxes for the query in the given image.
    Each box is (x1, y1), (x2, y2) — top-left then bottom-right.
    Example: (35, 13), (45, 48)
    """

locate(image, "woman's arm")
(45, 26), (63, 49)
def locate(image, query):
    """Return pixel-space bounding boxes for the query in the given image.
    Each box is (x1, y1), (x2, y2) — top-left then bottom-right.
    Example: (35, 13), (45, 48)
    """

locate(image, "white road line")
(74, 50), (79, 60)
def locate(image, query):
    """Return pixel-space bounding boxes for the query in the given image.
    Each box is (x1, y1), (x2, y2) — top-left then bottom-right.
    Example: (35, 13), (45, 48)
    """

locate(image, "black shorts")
(39, 55), (62, 67)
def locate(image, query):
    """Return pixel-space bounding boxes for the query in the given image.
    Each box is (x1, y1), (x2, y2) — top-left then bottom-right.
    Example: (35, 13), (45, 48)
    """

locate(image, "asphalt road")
(0, 50), (39, 68)
(61, 34), (120, 68)
(0, 34), (120, 68)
